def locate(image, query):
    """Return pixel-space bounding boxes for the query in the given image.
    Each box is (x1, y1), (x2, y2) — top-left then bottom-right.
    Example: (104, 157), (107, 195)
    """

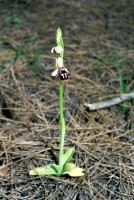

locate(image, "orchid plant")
(29, 28), (84, 177)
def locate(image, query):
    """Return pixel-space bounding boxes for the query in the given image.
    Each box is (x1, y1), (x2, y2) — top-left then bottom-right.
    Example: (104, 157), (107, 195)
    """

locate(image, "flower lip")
(59, 68), (69, 80)
(52, 66), (69, 81)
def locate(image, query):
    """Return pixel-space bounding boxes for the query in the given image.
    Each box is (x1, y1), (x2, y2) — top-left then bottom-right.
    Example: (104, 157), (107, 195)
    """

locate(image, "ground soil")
(0, 0), (134, 199)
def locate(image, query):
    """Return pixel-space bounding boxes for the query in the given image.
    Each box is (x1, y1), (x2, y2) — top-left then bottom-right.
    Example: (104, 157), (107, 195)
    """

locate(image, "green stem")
(115, 48), (124, 94)
(58, 80), (65, 174)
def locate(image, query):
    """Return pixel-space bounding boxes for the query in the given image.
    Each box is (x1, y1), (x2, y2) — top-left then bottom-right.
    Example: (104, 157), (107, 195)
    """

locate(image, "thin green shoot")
(0, 49), (14, 73)
(114, 48), (124, 94)
(29, 46), (40, 75)
(3, 40), (23, 60)
(1, 15), (22, 29)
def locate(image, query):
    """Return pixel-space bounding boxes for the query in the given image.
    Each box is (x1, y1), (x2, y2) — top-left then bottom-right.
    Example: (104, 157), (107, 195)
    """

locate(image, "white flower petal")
(52, 69), (58, 76)
(51, 46), (62, 54)
(55, 46), (62, 53)
(51, 47), (55, 53)
(57, 57), (63, 67)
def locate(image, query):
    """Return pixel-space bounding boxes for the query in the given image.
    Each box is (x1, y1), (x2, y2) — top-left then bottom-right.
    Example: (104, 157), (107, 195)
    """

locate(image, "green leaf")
(63, 162), (76, 171)
(29, 164), (59, 176)
(63, 163), (84, 177)
(62, 147), (75, 167)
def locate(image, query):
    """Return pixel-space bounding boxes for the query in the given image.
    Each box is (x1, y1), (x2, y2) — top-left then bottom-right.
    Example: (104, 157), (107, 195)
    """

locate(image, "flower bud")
(56, 27), (62, 45)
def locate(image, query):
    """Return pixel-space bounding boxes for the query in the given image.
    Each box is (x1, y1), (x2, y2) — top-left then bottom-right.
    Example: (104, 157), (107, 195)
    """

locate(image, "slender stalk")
(115, 49), (124, 94)
(56, 27), (65, 175)
(58, 80), (65, 174)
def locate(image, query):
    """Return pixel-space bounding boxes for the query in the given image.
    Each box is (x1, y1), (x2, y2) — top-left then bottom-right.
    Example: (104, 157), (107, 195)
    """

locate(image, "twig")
(84, 92), (134, 110)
